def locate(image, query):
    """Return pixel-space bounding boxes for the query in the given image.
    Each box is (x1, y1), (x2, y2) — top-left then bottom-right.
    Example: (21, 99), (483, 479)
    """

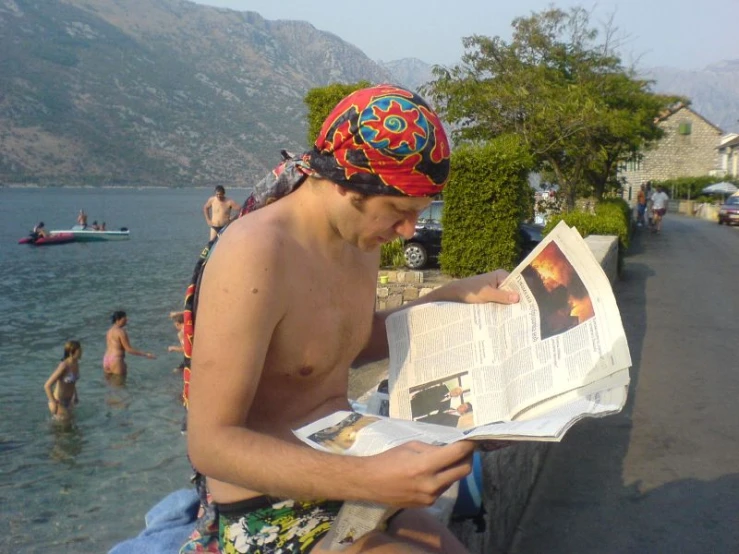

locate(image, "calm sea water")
(0, 187), (249, 553)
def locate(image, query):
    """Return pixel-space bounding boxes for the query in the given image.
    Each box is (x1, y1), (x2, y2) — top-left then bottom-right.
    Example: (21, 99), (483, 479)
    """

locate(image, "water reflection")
(48, 418), (84, 464)
(104, 374), (132, 410)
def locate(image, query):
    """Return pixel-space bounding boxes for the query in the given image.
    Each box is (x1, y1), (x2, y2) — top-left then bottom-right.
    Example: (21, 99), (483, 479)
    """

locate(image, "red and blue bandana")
(310, 85), (450, 197)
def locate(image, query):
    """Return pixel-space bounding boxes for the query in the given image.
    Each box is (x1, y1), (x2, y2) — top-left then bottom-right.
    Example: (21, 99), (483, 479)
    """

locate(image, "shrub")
(544, 198), (631, 273)
(440, 135), (534, 277)
(304, 81), (371, 145)
(380, 238), (406, 269)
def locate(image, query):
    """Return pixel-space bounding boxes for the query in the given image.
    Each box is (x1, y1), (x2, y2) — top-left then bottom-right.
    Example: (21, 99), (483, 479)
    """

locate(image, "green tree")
(304, 81), (371, 144)
(424, 7), (680, 208)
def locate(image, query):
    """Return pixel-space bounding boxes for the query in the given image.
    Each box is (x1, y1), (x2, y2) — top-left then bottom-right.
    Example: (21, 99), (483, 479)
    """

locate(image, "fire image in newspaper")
(307, 412), (380, 454)
(409, 372), (475, 429)
(521, 241), (595, 340)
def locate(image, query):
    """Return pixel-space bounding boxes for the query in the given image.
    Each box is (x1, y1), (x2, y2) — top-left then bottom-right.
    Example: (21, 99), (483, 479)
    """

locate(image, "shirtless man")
(186, 86), (519, 553)
(203, 185), (241, 240)
(103, 310), (156, 376)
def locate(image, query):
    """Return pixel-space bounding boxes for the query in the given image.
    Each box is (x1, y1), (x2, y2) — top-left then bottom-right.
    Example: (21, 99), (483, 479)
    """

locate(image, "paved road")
(509, 215), (739, 553)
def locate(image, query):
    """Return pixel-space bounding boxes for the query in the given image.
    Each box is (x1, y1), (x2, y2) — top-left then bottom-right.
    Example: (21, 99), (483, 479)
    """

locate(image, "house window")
(678, 121), (692, 135)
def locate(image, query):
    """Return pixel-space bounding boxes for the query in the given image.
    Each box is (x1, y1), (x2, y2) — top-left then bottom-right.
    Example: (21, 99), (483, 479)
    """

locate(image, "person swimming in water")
(103, 311), (156, 377)
(44, 340), (82, 420)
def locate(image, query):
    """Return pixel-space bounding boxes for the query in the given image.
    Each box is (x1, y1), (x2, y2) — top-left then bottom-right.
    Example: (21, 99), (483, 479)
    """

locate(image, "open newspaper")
(294, 221), (632, 549)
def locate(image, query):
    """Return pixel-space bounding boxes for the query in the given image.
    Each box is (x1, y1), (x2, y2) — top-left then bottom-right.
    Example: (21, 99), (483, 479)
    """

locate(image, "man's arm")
(202, 198), (212, 225)
(187, 222), (475, 506)
(354, 269), (520, 365)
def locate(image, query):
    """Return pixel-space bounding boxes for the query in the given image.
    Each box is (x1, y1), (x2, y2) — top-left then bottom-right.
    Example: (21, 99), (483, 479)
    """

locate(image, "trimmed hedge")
(440, 136), (534, 277)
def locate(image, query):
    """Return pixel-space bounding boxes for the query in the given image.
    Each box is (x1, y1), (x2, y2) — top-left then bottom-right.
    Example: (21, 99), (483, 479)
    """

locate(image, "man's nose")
(395, 215), (419, 239)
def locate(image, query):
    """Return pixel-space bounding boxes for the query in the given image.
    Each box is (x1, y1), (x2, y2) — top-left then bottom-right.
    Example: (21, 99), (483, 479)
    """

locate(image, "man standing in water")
(186, 85), (519, 553)
(202, 185), (241, 240)
(103, 311), (157, 378)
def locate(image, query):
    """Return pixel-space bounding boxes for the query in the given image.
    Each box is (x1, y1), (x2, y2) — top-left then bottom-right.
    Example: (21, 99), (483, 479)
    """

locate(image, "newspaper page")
(386, 221), (631, 430)
(293, 221), (632, 549)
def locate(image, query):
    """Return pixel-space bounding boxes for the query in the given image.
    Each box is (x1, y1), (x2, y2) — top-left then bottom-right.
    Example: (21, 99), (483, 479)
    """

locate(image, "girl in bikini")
(104, 311), (156, 377)
(44, 340), (82, 420)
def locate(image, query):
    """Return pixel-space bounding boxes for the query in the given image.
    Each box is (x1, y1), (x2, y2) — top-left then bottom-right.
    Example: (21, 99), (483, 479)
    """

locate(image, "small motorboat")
(19, 225), (130, 245)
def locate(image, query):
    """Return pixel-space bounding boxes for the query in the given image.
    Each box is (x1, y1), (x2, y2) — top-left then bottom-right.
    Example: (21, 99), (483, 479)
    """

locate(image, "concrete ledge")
(371, 235), (620, 553)
(584, 235), (619, 285)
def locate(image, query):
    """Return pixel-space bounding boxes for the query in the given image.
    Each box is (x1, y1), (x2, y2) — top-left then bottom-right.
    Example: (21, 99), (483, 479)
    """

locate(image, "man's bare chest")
(268, 263), (377, 378)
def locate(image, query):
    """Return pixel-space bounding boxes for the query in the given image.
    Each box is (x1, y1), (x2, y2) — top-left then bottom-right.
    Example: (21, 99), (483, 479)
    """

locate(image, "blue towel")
(109, 489), (199, 554)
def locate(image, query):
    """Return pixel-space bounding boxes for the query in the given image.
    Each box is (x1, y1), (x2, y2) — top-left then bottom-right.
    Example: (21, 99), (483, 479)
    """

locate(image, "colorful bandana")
(240, 86), (450, 214)
(310, 84), (450, 197)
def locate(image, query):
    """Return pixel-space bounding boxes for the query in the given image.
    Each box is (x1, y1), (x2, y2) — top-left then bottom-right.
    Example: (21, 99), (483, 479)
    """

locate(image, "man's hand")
(364, 441), (476, 508)
(440, 269), (519, 305)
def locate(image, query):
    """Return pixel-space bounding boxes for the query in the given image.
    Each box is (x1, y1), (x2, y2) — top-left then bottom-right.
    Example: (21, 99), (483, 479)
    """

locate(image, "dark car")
(403, 201), (544, 269)
(718, 195), (739, 225)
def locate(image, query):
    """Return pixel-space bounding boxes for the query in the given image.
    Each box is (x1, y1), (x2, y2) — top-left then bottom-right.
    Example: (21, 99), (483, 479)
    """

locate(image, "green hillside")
(0, 0), (391, 186)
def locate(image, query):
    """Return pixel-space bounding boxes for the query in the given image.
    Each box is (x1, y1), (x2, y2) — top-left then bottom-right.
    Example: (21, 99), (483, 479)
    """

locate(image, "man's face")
(341, 193), (432, 252)
(216, 191), (225, 200)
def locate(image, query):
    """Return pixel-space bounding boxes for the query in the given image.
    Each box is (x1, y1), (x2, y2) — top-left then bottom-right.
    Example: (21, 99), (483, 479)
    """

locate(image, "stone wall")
(621, 106), (722, 204)
(375, 270), (440, 310)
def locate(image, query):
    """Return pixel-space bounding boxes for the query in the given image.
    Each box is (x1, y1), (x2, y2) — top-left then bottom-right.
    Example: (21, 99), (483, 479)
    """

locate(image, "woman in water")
(44, 340), (82, 419)
(103, 311), (156, 376)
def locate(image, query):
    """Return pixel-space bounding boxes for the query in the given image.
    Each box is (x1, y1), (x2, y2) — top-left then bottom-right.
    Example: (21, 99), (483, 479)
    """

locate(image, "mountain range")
(1, 0), (737, 187)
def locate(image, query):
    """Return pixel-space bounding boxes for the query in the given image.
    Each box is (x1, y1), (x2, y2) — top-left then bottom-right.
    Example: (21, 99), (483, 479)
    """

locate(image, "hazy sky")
(194, 0), (739, 70)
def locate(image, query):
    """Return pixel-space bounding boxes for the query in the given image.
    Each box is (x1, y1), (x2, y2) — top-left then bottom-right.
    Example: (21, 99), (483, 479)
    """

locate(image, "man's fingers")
(424, 441), (475, 469)
(485, 286), (519, 304)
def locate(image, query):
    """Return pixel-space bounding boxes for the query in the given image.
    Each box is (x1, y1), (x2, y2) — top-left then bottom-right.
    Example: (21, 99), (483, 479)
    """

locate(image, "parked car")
(403, 200), (544, 269)
(718, 195), (739, 225)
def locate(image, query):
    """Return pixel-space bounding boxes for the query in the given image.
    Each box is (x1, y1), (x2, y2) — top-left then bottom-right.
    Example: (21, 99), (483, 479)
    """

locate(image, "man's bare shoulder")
(205, 212), (297, 286)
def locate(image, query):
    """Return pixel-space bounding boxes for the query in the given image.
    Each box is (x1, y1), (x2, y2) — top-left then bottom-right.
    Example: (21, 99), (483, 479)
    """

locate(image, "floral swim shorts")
(219, 496), (343, 553)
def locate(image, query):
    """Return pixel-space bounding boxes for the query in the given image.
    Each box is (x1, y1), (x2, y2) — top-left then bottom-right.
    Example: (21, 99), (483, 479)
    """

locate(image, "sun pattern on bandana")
(311, 85), (450, 197)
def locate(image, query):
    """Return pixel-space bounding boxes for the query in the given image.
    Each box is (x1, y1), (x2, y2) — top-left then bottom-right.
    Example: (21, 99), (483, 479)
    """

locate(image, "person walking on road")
(636, 185), (647, 227)
(651, 186), (670, 234)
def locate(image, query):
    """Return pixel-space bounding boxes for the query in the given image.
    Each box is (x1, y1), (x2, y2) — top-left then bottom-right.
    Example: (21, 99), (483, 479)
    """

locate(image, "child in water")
(44, 341), (82, 419)
(168, 311), (186, 373)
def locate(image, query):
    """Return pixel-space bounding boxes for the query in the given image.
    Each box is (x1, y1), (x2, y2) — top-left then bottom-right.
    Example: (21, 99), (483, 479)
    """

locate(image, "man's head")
(241, 86), (450, 246)
(306, 85), (451, 249)
(171, 312), (184, 329)
(214, 185), (226, 198)
(456, 402), (473, 415)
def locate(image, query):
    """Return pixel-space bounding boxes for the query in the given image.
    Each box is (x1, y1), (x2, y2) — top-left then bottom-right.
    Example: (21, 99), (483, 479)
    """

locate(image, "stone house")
(716, 134), (739, 178)
(620, 104), (723, 203)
